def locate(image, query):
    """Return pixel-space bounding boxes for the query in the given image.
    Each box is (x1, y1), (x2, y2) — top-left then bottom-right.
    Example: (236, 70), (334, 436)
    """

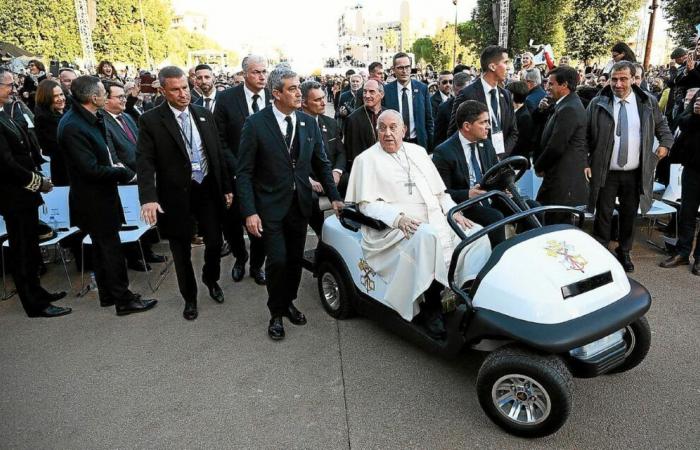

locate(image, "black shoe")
(231, 260), (246, 282)
(127, 259), (151, 272)
(220, 242), (231, 258)
(283, 303), (307, 325)
(183, 302), (198, 320)
(659, 254), (690, 268)
(268, 316), (285, 340)
(251, 268), (266, 285)
(204, 281), (224, 303)
(116, 298), (157, 316)
(100, 298), (115, 307)
(42, 291), (67, 302)
(28, 305), (72, 318)
(421, 309), (446, 340)
(615, 249), (635, 273)
(144, 252), (167, 263)
(692, 260), (700, 276)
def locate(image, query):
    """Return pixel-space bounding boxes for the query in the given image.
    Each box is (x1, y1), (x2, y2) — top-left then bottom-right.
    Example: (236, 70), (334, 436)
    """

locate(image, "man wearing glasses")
(431, 70), (453, 122)
(383, 52), (434, 152)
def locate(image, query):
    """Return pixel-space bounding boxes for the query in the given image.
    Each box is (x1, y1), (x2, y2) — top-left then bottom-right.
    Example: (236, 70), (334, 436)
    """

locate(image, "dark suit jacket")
(214, 84), (273, 159)
(192, 90), (222, 111)
(124, 95), (142, 122)
(236, 107), (341, 222)
(336, 89), (363, 118)
(448, 79), (519, 155)
(534, 92), (588, 207)
(136, 102), (231, 238)
(383, 79), (434, 150)
(525, 85), (546, 114)
(434, 96), (454, 147)
(58, 105), (134, 234)
(512, 106), (535, 158)
(430, 91), (446, 122)
(0, 112), (43, 214)
(432, 132), (499, 204)
(104, 112), (139, 172)
(318, 114), (346, 173)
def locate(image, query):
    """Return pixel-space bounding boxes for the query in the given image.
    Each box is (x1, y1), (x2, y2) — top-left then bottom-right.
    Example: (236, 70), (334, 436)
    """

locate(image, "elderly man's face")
(302, 87), (326, 116)
(377, 113), (405, 153)
(59, 71), (76, 91)
(273, 76), (301, 112)
(161, 75), (191, 109)
(244, 61), (267, 92)
(349, 76), (363, 91)
(363, 80), (383, 108)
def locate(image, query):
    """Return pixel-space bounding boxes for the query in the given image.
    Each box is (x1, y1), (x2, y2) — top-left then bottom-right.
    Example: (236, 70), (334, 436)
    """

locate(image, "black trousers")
(3, 208), (50, 315)
(463, 198), (540, 247)
(594, 170), (640, 253)
(168, 177), (223, 304)
(90, 229), (133, 306)
(223, 199), (265, 269)
(262, 197), (308, 317)
(676, 166), (700, 259)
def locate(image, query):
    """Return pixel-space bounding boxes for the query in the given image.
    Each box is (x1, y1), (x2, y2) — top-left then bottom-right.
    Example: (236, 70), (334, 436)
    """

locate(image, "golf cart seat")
(339, 203), (387, 232)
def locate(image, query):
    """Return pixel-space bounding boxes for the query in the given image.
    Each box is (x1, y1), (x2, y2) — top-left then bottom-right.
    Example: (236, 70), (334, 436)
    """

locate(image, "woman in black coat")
(19, 59), (47, 111)
(34, 79), (69, 186)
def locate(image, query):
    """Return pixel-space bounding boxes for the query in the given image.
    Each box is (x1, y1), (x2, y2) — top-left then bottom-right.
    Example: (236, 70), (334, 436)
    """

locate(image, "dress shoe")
(231, 260), (246, 282)
(422, 309), (447, 340)
(250, 268), (266, 285)
(144, 252), (167, 263)
(220, 241), (231, 258)
(204, 281), (224, 303)
(42, 291), (67, 302)
(28, 305), (72, 318)
(127, 259), (151, 272)
(283, 303), (307, 325)
(183, 302), (198, 320)
(659, 254), (690, 268)
(100, 299), (115, 307)
(615, 249), (635, 273)
(692, 260), (700, 276)
(268, 316), (285, 340)
(116, 298), (157, 316)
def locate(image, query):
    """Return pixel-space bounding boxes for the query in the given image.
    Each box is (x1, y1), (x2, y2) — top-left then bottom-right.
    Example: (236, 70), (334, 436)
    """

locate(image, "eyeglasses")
(441, 80), (453, 85)
(0, 82), (13, 87)
(110, 95), (127, 100)
(394, 65), (411, 72)
(378, 124), (402, 133)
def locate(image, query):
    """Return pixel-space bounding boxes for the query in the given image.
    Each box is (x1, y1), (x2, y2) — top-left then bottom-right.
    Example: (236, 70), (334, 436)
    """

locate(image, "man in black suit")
(137, 66), (232, 320)
(448, 46), (518, 157)
(237, 67), (344, 340)
(505, 81), (536, 159)
(58, 68), (77, 111)
(434, 72), (468, 147)
(534, 66), (589, 224)
(191, 64), (219, 113)
(432, 100), (506, 246)
(214, 55), (270, 285)
(300, 80), (347, 236)
(431, 70), (453, 120)
(336, 74), (363, 124)
(0, 68), (71, 318)
(58, 75), (157, 316)
(343, 79), (384, 173)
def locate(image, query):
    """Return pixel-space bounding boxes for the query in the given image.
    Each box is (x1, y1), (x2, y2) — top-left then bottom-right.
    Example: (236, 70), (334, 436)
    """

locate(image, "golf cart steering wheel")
(479, 156), (530, 192)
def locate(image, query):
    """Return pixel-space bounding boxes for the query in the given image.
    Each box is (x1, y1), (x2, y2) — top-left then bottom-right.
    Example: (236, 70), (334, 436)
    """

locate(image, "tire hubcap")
(622, 325), (636, 358)
(321, 272), (340, 311)
(492, 374), (551, 425)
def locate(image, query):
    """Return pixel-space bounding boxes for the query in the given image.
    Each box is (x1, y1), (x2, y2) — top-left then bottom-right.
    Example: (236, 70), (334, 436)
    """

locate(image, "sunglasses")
(441, 80), (453, 85)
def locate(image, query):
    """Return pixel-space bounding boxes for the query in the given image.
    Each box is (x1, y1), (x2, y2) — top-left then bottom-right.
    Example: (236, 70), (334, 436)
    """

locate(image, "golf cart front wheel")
(317, 261), (353, 319)
(608, 316), (651, 374)
(476, 347), (573, 438)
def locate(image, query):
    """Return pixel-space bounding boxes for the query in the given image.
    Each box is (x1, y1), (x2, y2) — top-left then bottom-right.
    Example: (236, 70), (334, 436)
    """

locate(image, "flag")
(533, 45), (555, 70)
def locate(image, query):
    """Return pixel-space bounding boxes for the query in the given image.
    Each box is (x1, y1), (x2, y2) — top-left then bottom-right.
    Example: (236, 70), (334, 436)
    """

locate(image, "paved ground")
(1, 225), (698, 449)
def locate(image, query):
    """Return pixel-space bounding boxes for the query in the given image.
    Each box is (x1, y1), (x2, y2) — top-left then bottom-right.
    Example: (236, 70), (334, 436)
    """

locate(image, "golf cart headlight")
(569, 330), (625, 360)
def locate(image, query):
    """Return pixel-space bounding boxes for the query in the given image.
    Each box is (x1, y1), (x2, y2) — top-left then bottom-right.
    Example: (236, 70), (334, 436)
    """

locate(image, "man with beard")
(192, 64), (220, 113)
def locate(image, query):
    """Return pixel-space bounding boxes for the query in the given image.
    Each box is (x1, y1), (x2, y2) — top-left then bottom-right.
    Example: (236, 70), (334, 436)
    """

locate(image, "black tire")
(476, 346), (573, 438)
(608, 316), (651, 374)
(316, 261), (354, 319)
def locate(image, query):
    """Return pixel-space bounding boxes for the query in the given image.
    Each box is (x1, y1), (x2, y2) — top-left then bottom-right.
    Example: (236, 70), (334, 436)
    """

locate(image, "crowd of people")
(0, 37), (698, 341)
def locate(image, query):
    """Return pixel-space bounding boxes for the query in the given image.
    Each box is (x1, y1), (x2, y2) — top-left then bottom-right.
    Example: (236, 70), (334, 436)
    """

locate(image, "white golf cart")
(302, 156), (652, 437)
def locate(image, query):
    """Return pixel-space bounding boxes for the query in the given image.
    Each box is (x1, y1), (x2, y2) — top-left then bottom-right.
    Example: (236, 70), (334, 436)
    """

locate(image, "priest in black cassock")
(342, 79), (384, 176)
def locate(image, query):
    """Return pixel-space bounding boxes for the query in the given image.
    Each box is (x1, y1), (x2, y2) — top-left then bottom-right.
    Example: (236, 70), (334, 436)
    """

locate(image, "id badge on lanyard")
(491, 131), (506, 155)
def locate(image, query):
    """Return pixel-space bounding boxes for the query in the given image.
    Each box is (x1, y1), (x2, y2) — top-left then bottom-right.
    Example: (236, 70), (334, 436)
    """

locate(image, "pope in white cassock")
(345, 110), (492, 339)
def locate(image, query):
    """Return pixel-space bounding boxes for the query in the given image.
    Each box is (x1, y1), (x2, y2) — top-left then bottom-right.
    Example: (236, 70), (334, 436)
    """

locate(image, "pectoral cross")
(404, 177), (416, 195)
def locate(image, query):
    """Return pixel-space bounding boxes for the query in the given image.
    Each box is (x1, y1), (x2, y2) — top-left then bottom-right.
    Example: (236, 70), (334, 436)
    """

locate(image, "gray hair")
(376, 109), (403, 128)
(72, 75), (102, 104)
(267, 67), (297, 92)
(241, 55), (266, 73)
(453, 72), (469, 90)
(158, 66), (186, 87)
(300, 80), (322, 100)
(611, 61), (636, 76)
(524, 68), (541, 85)
(363, 79), (384, 94)
(349, 74), (363, 82)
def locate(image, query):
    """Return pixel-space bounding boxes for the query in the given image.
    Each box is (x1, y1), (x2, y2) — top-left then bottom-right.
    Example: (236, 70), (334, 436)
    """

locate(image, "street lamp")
(453, 0), (458, 68)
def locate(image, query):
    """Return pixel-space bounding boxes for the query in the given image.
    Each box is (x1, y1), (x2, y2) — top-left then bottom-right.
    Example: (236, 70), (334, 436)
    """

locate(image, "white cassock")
(345, 142), (492, 320)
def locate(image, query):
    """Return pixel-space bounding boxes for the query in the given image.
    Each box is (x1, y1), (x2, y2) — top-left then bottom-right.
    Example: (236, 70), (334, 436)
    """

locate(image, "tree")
(383, 29), (399, 53)
(432, 24), (475, 70)
(411, 37), (434, 66)
(460, 0), (517, 54)
(512, 0), (569, 56)
(565, 0), (643, 63)
(662, 0), (700, 46)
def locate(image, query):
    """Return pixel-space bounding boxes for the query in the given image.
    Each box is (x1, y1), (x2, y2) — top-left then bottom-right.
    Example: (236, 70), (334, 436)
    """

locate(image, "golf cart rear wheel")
(608, 316), (651, 374)
(477, 347), (573, 438)
(317, 261), (353, 319)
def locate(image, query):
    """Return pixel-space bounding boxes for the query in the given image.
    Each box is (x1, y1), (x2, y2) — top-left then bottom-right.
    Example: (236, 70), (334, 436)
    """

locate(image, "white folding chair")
(515, 168), (543, 201)
(639, 200), (678, 250)
(40, 156), (51, 178)
(79, 185), (171, 295)
(2, 187), (80, 296)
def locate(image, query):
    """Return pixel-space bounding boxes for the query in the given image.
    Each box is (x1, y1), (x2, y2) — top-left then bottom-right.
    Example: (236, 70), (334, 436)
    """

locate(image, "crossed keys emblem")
(544, 240), (588, 273)
(358, 259), (376, 292)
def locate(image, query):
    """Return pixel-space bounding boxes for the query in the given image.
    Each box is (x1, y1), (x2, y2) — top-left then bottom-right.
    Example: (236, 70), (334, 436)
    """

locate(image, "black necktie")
(252, 94), (260, 113)
(284, 116), (293, 150)
(470, 142), (483, 183)
(204, 97), (212, 112)
(401, 87), (410, 138)
(489, 88), (501, 132)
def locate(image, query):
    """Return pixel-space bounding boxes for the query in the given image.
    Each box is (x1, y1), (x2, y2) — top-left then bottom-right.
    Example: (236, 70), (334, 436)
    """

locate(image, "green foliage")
(411, 37), (434, 66)
(512, 0), (569, 56)
(565, 0), (643, 62)
(432, 24), (474, 70)
(383, 29), (399, 53)
(662, 0), (700, 46)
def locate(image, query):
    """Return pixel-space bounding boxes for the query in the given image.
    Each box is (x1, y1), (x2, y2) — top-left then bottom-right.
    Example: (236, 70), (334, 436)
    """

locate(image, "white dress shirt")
(244, 84), (266, 116)
(610, 91), (641, 171)
(458, 132), (482, 186)
(272, 103), (296, 151)
(480, 77), (502, 130)
(440, 91), (450, 103)
(396, 80), (416, 139)
(200, 91), (217, 112)
(169, 103), (207, 177)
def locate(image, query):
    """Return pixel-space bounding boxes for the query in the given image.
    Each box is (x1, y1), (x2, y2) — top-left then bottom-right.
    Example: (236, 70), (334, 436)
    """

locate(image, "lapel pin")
(322, 125), (327, 132)
(300, 121), (305, 127)
(413, 89), (418, 93)
(199, 117), (206, 121)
